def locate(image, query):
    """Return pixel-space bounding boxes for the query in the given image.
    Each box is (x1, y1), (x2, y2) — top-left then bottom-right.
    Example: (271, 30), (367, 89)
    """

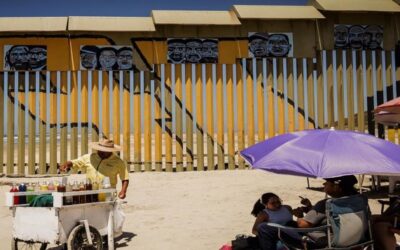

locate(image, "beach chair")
(268, 194), (374, 249)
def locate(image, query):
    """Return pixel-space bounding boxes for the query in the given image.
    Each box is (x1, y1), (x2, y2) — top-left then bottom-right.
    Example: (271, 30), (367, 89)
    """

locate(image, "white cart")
(6, 189), (122, 250)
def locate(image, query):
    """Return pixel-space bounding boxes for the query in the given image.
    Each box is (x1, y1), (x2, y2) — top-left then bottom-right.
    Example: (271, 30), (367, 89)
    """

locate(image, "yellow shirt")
(71, 153), (129, 188)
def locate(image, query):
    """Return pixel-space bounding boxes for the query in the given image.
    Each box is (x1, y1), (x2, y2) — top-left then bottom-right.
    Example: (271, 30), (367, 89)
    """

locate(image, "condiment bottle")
(57, 177), (67, 205)
(79, 181), (86, 204)
(92, 181), (99, 202)
(47, 181), (55, 191)
(103, 177), (112, 202)
(98, 181), (106, 202)
(85, 179), (92, 203)
(65, 182), (73, 205)
(40, 181), (48, 191)
(26, 183), (35, 204)
(10, 184), (19, 205)
(18, 183), (27, 204)
(72, 181), (80, 204)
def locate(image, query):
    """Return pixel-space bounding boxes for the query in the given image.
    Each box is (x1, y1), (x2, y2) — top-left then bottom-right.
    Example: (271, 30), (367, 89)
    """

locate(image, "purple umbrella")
(240, 128), (400, 178)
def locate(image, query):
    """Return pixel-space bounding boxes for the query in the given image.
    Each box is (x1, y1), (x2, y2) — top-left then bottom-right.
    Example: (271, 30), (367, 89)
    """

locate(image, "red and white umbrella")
(374, 111), (400, 126)
(374, 97), (400, 114)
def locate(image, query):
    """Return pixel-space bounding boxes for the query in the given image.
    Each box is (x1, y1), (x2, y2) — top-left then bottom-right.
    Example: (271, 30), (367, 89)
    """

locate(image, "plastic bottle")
(98, 181), (106, 202)
(65, 182), (73, 205)
(103, 177), (113, 202)
(47, 181), (55, 191)
(79, 181), (86, 204)
(72, 181), (80, 204)
(18, 183), (27, 204)
(92, 181), (99, 202)
(40, 181), (48, 191)
(26, 183), (35, 204)
(85, 179), (92, 203)
(10, 184), (19, 205)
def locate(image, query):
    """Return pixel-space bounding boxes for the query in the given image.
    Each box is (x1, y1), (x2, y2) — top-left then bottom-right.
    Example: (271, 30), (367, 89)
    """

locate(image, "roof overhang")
(152, 10), (241, 25)
(233, 5), (325, 19)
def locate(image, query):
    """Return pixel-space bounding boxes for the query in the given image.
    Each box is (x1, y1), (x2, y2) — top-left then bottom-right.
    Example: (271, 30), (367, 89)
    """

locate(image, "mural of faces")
(267, 34), (292, 57)
(334, 24), (384, 50)
(249, 33), (268, 58)
(167, 38), (219, 64)
(248, 32), (293, 58)
(201, 39), (218, 63)
(117, 47), (133, 70)
(363, 25), (384, 50)
(79, 45), (133, 70)
(4, 45), (47, 71)
(334, 25), (349, 49)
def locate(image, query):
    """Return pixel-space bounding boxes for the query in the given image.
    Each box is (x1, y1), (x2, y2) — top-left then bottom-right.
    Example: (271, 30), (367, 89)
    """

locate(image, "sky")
(0, 0), (308, 17)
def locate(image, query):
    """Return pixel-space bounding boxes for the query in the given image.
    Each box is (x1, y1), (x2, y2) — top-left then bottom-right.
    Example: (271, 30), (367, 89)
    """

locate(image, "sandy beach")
(0, 170), (393, 250)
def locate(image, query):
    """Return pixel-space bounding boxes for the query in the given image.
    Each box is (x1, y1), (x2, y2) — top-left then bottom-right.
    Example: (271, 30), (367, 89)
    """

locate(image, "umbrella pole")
(306, 178), (310, 189)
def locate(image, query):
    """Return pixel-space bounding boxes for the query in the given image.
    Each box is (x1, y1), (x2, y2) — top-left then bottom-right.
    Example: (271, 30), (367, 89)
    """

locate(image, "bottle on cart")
(40, 181), (48, 191)
(26, 183), (35, 204)
(79, 181), (86, 204)
(57, 177), (67, 205)
(92, 181), (99, 202)
(72, 181), (80, 204)
(98, 179), (106, 202)
(103, 177), (113, 201)
(47, 181), (55, 191)
(18, 183), (27, 204)
(85, 179), (93, 203)
(65, 182), (73, 205)
(10, 184), (19, 205)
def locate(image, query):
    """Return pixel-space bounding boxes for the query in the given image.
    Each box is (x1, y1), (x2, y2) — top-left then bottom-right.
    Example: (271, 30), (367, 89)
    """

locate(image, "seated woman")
(251, 193), (293, 236)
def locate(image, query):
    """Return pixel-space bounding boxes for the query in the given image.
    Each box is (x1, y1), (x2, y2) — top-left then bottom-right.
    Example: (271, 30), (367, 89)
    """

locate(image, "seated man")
(257, 175), (358, 250)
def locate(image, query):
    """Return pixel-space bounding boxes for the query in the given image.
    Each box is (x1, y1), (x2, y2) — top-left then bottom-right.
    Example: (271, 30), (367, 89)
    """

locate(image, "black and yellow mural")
(0, 4), (399, 176)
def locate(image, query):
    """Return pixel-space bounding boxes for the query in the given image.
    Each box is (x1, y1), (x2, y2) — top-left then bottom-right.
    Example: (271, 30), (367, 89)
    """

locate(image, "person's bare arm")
(118, 180), (129, 199)
(297, 218), (314, 228)
(59, 161), (73, 173)
(252, 212), (269, 235)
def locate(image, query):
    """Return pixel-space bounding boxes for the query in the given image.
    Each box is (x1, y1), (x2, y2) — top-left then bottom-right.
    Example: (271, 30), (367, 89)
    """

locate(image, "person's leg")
(257, 223), (278, 250)
(373, 221), (396, 250)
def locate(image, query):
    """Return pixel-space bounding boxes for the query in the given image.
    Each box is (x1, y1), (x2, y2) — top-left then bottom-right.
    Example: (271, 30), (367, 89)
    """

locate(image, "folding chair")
(268, 194), (374, 249)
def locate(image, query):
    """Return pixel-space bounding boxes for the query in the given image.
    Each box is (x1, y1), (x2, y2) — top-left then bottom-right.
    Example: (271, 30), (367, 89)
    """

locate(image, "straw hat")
(90, 139), (121, 152)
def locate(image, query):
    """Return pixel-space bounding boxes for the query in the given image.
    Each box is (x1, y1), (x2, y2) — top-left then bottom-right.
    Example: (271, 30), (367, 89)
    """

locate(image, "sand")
(0, 170), (393, 250)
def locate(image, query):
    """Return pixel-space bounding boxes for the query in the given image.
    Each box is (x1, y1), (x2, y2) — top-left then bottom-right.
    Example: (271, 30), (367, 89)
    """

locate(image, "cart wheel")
(11, 238), (48, 250)
(67, 225), (103, 250)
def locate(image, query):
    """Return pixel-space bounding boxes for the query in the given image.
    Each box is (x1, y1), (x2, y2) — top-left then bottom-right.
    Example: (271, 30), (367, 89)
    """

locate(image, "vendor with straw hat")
(59, 139), (129, 199)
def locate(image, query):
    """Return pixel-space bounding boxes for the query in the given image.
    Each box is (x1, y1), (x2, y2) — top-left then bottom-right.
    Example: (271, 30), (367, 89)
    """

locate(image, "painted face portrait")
(348, 25), (364, 50)
(267, 34), (291, 57)
(80, 46), (98, 70)
(185, 39), (202, 63)
(167, 39), (186, 64)
(249, 33), (268, 58)
(363, 25), (383, 50)
(29, 47), (47, 70)
(334, 25), (349, 49)
(8, 46), (29, 70)
(99, 48), (117, 70)
(117, 48), (133, 70)
(201, 40), (218, 63)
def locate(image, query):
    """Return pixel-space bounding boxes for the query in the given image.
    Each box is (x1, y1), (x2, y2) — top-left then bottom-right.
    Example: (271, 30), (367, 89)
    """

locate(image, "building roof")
(151, 10), (241, 25)
(311, 0), (400, 12)
(68, 16), (156, 31)
(233, 5), (325, 19)
(0, 17), (68, 32)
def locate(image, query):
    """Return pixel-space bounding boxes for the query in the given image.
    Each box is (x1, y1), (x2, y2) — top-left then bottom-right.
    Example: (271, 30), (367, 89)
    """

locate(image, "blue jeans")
(257, 223), (279, 250)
